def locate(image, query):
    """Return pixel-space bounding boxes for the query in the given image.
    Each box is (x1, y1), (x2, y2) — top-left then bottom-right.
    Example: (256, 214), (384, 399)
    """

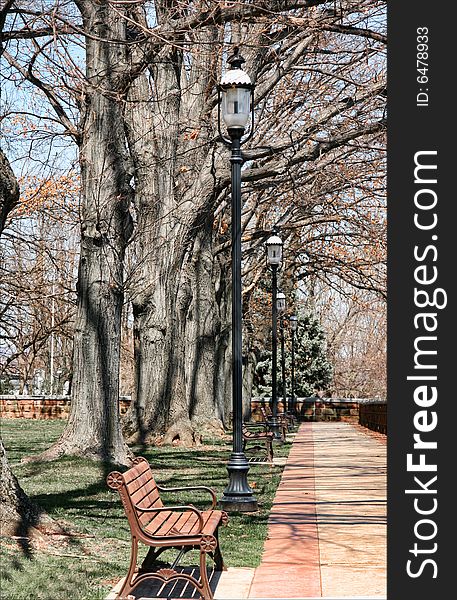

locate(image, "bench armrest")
(157, 485), (217, 510)
(133, 504), (204, 534)
(244, 421), (268, 430)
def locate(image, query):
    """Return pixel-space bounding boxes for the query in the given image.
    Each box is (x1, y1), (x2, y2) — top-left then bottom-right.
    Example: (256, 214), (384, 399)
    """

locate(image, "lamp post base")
(219, 452), (258, 512)
(268, 417), (284, 443)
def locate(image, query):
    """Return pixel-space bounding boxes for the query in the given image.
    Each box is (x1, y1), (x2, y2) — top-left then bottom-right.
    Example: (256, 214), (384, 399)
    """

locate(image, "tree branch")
(321, 23), (386, 45)
(0, 0), (16, 37)
(243, 120), (385, 182)
(245, 81), (386, 162)
(1, 25), (74, 41)
(2, 50), (80, 142)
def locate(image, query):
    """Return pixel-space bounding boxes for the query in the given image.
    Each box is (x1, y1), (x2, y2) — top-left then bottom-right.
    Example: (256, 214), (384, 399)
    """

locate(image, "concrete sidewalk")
(107, 422), (386, 599)
(249, 422), (386, 598)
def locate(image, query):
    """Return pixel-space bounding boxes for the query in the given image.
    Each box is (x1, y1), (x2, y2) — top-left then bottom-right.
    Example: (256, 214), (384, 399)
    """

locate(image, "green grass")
(1, 418), (293, 600)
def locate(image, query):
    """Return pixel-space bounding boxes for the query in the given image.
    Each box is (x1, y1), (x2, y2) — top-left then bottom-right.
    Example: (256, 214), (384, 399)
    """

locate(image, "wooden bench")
(107, 457), (228, 600)
(242, 422), (274, 461)
(260, 406), (288, 440)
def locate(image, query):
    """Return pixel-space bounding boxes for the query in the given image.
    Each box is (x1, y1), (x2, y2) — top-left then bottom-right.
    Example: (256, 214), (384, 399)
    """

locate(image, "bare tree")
(1, 191), (78, 393)
(2, 0), (386, 453)
(3, 0), (136, 463)
(119, 0), (386, 443)
(318, 287), (386, 397)
(0, 150), (42, 541)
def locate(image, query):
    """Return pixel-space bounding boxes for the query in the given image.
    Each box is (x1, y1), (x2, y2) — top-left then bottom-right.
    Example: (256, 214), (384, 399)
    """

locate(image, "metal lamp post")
(289, 315), (298, 415)
(217, 47), (257, 512)
(277, 292), (287, 416)
(265, 230), (284, 441)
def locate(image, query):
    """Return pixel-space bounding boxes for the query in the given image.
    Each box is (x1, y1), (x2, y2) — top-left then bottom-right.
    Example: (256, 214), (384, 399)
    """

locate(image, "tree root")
(21, 438), (133, 467)
(162, 421), (199, 447)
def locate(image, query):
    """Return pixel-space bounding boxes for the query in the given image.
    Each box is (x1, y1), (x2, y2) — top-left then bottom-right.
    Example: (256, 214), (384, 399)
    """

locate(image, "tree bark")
(0, 438), (39, 536)
(121, 21), (230, 444)
(124, 188), (229, 445)
(27, 0), (133, 464)
(0, 149), (19, 235)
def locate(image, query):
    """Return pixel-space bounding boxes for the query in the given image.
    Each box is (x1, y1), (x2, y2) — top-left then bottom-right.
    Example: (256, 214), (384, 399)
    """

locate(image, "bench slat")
(142, 510), (173, 534)
(123, 460), (149, 483)
(171, 510), (195, 533)
(130, 482), (162, 508)
(143, 510), (223, 537)
(124, 465), (163, 514)
(149, 510), (184, 536)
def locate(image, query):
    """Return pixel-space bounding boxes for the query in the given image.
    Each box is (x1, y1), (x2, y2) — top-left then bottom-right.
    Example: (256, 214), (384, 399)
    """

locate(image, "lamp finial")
(227, 46), (246, 70)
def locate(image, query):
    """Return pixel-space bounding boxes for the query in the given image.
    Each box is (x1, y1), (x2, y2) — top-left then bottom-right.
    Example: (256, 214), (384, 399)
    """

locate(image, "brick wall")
(251, 397), (360, 423)
(251, 397), (387, 429)
(1, 394), (386, 434)
(359, 401), (387, 434)
(0, 395), (132, 419)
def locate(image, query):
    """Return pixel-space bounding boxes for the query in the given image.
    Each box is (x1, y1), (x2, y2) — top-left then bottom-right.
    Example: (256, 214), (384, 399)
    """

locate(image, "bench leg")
(214, 549), (225, 572)
(267, 439), (273, 462)
(212, 528), (226, 571)
(118, 536), (139, 598)
(139, 546), (168, 573)
(199, 550), (213, 600)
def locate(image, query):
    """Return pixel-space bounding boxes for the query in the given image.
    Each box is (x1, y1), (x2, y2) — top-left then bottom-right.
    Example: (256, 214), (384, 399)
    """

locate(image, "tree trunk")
(0, 149), (20, 235)
(243, 349), (257, 421)
(166, 221), (227, 442)
(125, 206), (229, 445)
(0, 154), (43, 538)
(27, 1), (133, 465)
(0, 438), (39, 536)
(121, 24), (230, 444)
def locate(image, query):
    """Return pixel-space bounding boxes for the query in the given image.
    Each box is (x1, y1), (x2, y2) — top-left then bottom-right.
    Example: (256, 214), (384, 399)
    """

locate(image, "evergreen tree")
(253, 311), (333, 398)
(290, 313), (333, 396)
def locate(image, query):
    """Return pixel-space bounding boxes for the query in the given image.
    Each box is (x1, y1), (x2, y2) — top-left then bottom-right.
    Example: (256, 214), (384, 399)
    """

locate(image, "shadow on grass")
(6, 436), (284, 574)
(10, 487), (83, 568)
(10, 457), (128, 562)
